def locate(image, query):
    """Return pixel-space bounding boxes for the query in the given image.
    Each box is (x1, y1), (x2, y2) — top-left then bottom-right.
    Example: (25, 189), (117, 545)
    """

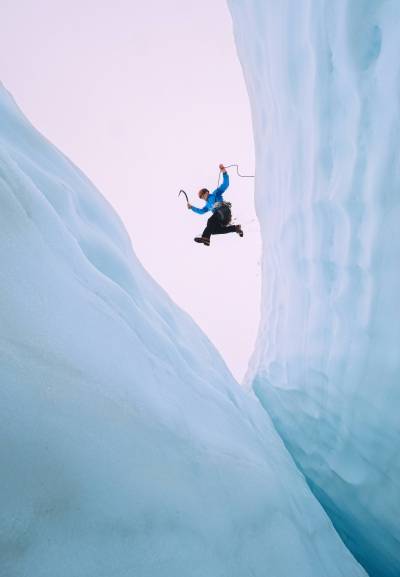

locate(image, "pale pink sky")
(1, 0), (261, 380)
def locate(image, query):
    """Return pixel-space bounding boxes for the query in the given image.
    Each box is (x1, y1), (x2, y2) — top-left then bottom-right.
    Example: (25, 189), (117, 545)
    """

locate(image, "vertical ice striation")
(0, 83), (367, 576)
(228, 1), (400, 576)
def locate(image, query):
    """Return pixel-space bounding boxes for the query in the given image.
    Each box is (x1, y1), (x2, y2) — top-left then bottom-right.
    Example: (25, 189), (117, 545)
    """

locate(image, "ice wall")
(228, 2), (400, 576)
(0, 83), (367, 576)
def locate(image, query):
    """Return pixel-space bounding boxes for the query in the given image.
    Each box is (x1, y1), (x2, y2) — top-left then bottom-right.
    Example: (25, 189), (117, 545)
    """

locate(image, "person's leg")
(207, 208), (241, 236)
(196, 213), (243, 245)
(212, 224), (238, 235)
(202, 213), (221, 239)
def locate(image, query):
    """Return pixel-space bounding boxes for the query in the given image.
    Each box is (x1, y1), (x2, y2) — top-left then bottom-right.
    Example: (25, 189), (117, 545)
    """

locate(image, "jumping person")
(187, 164), (243, 246)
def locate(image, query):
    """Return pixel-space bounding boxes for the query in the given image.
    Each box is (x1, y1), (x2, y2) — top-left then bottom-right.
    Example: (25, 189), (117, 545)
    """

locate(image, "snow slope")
(228, 2), (400, 576)
(0, 83), (367, 576)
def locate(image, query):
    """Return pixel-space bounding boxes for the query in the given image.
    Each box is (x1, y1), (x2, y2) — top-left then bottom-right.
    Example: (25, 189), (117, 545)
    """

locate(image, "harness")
(213, 201), (232, 226)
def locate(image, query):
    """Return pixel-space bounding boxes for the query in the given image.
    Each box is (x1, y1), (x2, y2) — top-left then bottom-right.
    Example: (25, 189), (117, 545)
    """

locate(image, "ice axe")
(178, 189), (189, 204)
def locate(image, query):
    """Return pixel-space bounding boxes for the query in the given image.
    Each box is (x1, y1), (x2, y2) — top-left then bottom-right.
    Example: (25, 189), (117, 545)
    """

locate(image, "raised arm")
(215, 164), (229, 195)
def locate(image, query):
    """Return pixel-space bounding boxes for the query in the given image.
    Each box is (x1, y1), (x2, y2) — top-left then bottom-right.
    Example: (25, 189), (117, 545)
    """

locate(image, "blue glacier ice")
(0, 83), (368, 576)
(228, 1), (400, 576)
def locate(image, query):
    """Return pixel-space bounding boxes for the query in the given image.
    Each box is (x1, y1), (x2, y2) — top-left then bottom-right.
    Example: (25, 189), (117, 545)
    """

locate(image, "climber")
(187, 164), (243, 246)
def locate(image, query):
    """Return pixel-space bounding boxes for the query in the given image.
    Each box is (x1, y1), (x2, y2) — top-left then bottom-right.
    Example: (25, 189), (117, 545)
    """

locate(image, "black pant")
(202, 212), (237, 239)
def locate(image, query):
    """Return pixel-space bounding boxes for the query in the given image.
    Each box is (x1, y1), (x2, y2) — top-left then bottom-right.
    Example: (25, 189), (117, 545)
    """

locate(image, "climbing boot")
(194, 236), (210, 246)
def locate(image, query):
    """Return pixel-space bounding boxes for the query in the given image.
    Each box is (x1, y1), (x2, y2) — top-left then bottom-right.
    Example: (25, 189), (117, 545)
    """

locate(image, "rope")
(217, 164), (255, 187)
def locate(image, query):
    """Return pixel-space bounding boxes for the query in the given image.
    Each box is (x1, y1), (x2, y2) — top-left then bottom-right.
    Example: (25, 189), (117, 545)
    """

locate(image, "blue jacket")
(191, 172), (229, 215)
